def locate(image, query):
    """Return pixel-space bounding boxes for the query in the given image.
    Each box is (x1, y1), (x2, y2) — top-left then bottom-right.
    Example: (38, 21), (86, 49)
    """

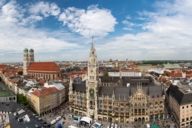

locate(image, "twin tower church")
(69, 41), (165, 123)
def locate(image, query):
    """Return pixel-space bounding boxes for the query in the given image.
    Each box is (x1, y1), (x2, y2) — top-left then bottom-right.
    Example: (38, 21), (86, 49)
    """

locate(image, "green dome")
(24, 48), (28, 52)
(29, 49), (34, 52)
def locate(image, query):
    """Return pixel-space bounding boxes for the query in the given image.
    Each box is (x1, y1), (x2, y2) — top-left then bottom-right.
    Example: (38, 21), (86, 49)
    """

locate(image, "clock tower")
(86, 40), (98, 119)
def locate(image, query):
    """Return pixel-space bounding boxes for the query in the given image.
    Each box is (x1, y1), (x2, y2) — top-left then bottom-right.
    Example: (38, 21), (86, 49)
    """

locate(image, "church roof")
(28, 62), (60, 72)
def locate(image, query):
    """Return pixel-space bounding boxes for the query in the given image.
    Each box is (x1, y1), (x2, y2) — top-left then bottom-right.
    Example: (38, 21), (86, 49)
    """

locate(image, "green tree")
(17, 94), (28, 106)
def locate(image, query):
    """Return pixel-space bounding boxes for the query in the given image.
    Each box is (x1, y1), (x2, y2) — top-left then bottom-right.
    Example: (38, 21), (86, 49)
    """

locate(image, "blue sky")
(0, 0), (192, 62)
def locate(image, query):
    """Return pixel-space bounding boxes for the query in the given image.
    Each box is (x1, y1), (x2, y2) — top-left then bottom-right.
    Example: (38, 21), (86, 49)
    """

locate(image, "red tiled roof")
(186, 70), (192, 78)
(32, 87), (59, 97)
(165, 70), (183, 78)
(0, 64), (7, 71)
(28, 62), (60, 72)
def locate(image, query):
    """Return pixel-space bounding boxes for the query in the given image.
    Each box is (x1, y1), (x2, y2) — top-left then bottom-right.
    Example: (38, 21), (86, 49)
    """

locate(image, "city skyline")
(0, 0), (192, 62)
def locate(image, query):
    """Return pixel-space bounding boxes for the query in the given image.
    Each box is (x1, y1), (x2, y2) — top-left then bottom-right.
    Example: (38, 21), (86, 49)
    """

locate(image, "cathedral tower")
(86, 40), (98, 119)
(23, 48), (29, 75)
(28, 49), (34, 63)
(23, 48), (35, 75)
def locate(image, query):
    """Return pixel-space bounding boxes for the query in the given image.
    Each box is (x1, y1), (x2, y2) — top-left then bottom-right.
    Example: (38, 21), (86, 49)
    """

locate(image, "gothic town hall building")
(69, 42), (165, 123)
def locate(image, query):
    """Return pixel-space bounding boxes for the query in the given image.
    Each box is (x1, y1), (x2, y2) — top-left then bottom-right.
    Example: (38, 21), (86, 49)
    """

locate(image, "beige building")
(29, 85), (65, 115)
(167, 85), (192, 128)
(69, 42), (165, 123)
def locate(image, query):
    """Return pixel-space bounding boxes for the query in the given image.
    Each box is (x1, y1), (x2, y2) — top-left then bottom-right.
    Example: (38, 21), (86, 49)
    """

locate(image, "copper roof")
(28, 62), (60, 72)
(32, 87), (59, 97)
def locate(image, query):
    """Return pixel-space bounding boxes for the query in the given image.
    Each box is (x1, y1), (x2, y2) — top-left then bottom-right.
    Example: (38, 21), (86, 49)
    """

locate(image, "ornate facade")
(69, 42), (165, 123)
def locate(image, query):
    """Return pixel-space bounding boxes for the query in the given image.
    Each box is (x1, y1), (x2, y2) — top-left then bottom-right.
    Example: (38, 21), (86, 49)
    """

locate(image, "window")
(90, 76), (94, 80)
(187, 118), (189, 121)
(182, 119), (185, 122)
(182, 106), (184, 109)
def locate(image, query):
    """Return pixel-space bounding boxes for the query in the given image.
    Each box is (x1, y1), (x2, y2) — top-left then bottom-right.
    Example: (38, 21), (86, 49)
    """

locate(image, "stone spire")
(89, 37), (96, 58)
(86, 38), (98, 120)
(88, 38), (97, 82)
(23, 48), (28, 75)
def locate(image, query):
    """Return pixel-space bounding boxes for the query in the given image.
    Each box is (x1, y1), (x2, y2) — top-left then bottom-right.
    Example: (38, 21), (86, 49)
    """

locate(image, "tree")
(17, 71), (23, 75)
(17, 94), (28, 106)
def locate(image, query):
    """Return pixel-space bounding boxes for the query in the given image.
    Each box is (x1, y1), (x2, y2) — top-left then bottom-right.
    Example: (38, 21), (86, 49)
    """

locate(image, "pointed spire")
(137, 82), (142, 93)
(90, 36), (96, 57)
(91, 36), (95, 50)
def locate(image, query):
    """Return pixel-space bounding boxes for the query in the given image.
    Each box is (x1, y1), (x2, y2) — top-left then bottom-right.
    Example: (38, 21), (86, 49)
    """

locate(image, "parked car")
(91, 122), (103, 128)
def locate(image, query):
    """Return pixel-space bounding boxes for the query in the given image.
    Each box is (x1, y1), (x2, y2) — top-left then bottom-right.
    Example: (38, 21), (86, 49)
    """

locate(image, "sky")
(0, 0), (192, 62)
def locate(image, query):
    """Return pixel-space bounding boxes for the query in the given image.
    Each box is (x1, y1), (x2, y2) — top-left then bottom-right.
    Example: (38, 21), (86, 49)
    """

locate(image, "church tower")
(86, 40), (98, 119)
(23, 48), (29, 75)
(23, 48), (35, 75)
(28, 49), (34, 63)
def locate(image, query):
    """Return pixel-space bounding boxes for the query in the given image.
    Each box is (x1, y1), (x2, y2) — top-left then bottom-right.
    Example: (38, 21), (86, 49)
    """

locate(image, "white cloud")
(29, 1), (60, 17)
(122, 16), (136, 31)
(0, 0), (5, 7)
(97, 0), (192, 60)
(59, 5), (117, 37)
(0, 0), (80, 62)
(0, 0), (24, 24)
(0, 0), (192, 61)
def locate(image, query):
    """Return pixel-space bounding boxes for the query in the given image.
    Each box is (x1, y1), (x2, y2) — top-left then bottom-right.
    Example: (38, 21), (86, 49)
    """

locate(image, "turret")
(88, 41), (97, 82)
(23, 48), (35, 75)
(23, 48), (28, 75)
(28, 49), (34, 63)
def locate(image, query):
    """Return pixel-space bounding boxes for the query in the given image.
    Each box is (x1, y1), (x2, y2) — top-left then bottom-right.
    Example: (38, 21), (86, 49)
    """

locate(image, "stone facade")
(167, 85), (192, 128)
(29, 86), (65, 115)
(69, 42), (165, 123)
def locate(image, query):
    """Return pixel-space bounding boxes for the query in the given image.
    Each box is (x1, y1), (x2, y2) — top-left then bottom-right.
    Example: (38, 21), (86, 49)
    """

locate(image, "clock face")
(89, 89), (94, 98)
(90, 57), (95, 63)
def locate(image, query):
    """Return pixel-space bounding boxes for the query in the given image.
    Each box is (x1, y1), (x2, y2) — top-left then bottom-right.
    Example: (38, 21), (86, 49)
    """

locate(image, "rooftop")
(72, 76), (164, 100)
(28, 62), (60, 72)
(167, 85), (192, 105)
(31, 87), (59, 97)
